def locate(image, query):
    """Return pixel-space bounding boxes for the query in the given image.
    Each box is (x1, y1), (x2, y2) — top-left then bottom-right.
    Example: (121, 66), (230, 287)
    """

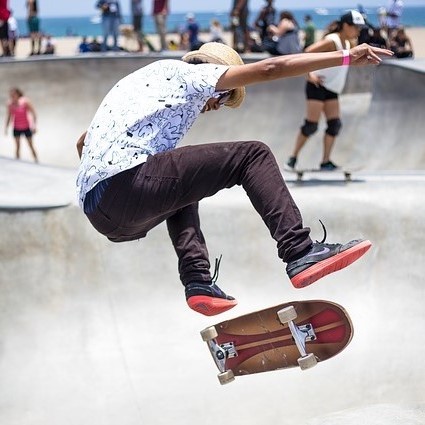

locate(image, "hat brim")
(182, 47), (246, 108)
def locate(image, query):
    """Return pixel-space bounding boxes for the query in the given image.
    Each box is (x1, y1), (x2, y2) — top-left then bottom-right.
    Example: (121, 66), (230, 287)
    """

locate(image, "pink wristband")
(342, 50), (350, 66)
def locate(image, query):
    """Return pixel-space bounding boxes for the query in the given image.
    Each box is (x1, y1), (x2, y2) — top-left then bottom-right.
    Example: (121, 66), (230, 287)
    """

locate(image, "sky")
(9, 0), (423, 19)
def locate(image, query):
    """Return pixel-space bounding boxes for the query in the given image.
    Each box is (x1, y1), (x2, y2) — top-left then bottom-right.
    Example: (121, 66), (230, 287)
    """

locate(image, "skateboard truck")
(277, 306), (318, 370)
(201, 327), (239, 384)
(203, 337), (237, 372)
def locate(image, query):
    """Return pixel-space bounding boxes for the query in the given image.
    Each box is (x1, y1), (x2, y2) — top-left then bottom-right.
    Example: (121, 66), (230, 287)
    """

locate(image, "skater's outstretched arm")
(216, 44), (393, 91)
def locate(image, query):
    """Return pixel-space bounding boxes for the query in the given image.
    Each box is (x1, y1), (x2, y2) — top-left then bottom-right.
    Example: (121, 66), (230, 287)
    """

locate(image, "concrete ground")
(0, 55), (424, 425)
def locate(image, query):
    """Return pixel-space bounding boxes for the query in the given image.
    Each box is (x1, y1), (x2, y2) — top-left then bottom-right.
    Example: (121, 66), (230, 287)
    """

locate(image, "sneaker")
(320, 160), (339, 171)
(286, 156), (297, 169)
(286, 237), (372, 289)
(185, 281), (237, 316)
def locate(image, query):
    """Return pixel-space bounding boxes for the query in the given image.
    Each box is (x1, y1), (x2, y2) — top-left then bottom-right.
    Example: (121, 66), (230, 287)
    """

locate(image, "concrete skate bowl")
(1, 176), (424, 425)
(1, 54), (424, 170)
(0, 55), (424, 425)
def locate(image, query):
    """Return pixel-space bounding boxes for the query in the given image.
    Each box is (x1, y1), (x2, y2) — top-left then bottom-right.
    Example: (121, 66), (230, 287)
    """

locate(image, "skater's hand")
(349, 43), (393, 66)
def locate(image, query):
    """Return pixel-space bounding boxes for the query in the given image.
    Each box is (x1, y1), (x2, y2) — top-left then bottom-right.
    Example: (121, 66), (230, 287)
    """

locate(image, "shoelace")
(316, 220), (327, 244)
(315, 220), (341, 249)
(211, 255), (222, 283)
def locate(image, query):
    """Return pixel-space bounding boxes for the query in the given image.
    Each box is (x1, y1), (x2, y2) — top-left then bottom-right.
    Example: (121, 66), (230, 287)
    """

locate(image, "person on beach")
(152, 0), (168, 51)
(96, 0), (122, 52)
(385, 0), (404, 37)
(5, 87), (38, 162)
(26, 0), (41, 55)
(254, 0), (276, 45)
(185, 13), (201, 51)
(390, 27), (413, 58)
(230, 0), (250, 53)
(267, 10), (302, 55)
(131, 0), (143, 52)
(302, 14), (316, 50)
(76, 41), (392, 316)
(286, 10), (365, 171)
(7, 9), (18, 56)
(0, 0), (11, 57)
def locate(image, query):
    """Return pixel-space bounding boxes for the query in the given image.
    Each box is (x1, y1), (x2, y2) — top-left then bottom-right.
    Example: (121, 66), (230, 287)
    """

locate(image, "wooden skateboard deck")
(201, 300), (353, 384)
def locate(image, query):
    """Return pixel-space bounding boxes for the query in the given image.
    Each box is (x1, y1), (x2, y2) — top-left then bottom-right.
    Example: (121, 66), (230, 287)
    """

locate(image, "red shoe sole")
(291, 240), (372, 289)
(187, 296), (237, 316)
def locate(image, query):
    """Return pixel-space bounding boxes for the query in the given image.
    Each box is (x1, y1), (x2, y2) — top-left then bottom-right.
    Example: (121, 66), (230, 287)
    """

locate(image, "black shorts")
(306, 81), (338, 101)
(13, 128), (33, 137)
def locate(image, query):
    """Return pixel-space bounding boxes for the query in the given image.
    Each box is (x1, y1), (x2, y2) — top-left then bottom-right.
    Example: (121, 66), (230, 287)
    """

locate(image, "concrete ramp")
(1, 54), (424, 425)
(351, 59), (425, 169)
(0, 157), (75, 210)
(0, 176), (424, 425)
(1, 55), (424, 170)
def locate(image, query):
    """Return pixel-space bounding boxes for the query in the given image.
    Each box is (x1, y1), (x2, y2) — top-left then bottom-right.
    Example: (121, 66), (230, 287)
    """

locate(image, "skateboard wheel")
(298, 353), (317, 370)
(218, 370), (235, 385)
(200, 326), (218, 341)
(277, 306), (297, 324)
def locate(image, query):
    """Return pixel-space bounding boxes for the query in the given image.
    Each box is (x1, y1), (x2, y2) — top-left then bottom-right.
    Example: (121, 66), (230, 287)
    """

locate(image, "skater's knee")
(300, 120), (318, 137)
(325, 118), (342, 136)
(244, 140), (270, 153)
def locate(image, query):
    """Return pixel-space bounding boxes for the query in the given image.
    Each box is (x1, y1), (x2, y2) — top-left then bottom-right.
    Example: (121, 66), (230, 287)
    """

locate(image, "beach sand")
(11, 27), (425, 59)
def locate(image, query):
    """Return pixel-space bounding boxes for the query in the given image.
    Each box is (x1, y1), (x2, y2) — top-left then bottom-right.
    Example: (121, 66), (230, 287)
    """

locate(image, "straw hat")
(182, 42), (246, 108)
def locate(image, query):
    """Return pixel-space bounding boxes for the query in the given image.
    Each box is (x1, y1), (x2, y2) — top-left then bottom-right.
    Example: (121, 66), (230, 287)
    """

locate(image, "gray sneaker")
(286, 229), (372, 288)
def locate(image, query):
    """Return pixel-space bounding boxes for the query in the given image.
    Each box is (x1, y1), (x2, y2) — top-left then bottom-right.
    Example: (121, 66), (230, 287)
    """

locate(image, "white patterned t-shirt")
(76, 59), (229, 208)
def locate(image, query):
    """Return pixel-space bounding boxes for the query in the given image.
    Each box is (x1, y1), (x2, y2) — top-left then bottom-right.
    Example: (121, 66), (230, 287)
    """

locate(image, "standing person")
(131, 0), (143, 52)
(5, 87), (38, 162)
(27, 0), (41, 55)
(96, 0), (122, 52)
(286, 10), (365, 171)
(76, 41), (392, 316)
(7, 9), (18, 56)
(152, 0), (168, 51)
(230, 0), (250, 53)
(185, 13), (201, 51)
(0, 0), (10, 57)
(385, 0), (404, 38)
(254, 0), (276, 44)
(302, 14), (316, 50)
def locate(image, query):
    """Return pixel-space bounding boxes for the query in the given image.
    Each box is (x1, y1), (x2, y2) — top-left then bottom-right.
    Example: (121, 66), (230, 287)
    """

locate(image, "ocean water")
(15, 6), (425, 39)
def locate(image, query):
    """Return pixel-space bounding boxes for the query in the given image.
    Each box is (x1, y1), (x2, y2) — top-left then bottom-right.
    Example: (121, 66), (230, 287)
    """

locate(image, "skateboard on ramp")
(284, 167), (361, 182)
(200, 300), (353, 384)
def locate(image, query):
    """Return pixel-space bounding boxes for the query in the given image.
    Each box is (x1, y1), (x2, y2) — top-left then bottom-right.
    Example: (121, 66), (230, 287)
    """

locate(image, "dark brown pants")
(86, 141), (312, 284)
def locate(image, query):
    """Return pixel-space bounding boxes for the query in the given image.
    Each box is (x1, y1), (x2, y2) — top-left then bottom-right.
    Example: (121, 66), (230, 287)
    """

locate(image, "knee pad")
(325, 118), (342, 136)
(300, 120), (318, 137)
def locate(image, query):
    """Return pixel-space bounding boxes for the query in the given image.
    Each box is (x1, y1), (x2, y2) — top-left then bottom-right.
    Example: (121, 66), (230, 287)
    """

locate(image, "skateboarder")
(76, 42), (392, 316)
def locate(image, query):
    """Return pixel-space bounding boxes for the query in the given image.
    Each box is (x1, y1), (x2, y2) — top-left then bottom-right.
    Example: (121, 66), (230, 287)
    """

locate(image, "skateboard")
(284, 167), (361, 182)
(200, 300), (353, 385)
